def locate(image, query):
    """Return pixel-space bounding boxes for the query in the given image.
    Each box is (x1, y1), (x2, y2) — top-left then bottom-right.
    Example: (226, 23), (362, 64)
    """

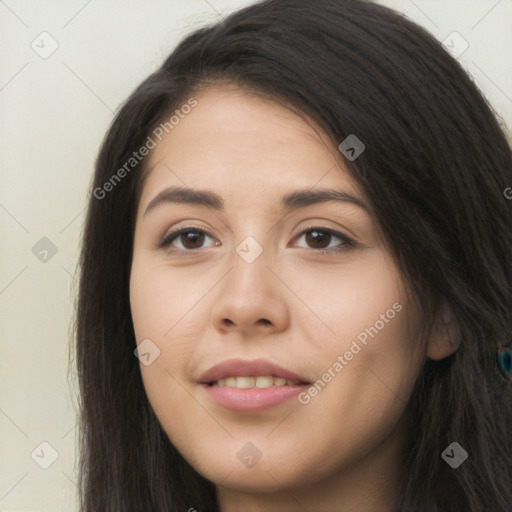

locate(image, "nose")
(211, 250), (290, 336)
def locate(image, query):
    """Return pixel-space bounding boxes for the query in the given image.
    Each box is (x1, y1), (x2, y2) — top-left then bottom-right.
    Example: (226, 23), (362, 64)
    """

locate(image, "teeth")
(214, 375), (300, 389)
(255, 376), (273, 388)
(236, 376), (255, 389)
(225, 377), (237, 387)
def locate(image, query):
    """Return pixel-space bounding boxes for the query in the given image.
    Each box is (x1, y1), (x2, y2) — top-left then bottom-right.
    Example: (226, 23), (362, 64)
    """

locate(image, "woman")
(75, 0), (512, 510)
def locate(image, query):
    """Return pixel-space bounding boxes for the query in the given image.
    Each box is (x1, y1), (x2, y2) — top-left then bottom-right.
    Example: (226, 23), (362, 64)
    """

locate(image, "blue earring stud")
(497, 345), (512, 381)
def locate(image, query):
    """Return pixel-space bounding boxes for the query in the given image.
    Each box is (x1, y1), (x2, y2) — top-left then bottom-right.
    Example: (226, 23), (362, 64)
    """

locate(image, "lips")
(199, 358), (311, 412)
(198, 358), (311, 386)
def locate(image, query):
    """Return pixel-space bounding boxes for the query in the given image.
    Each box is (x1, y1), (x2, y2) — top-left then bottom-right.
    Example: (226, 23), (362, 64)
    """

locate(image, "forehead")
(166, 85), (326, 141)
(140, 86), (363, 206)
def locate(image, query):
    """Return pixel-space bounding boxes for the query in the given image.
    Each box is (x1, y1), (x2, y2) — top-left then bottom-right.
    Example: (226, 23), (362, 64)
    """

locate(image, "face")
(129, 86), (427, 498)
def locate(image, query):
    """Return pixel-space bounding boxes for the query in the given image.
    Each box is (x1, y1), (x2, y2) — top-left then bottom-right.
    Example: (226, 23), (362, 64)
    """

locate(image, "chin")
(210, 464), (298, 493)
(186, 445), (314, 493)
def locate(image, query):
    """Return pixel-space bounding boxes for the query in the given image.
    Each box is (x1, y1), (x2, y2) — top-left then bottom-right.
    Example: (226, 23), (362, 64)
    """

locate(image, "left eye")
(159, 227), (355, 253)
(293, 228), (354, 252)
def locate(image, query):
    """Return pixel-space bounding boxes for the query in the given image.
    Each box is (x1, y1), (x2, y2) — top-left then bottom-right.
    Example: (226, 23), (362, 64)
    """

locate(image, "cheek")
(290, 253), (421, 457)
(129, 260), (214, 435)
(292, 249), (409, 351)
(129, 260), (214, 339)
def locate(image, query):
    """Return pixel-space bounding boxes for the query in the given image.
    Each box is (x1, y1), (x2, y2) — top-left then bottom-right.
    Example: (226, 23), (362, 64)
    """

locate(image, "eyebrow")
(143, 186), (369, 217)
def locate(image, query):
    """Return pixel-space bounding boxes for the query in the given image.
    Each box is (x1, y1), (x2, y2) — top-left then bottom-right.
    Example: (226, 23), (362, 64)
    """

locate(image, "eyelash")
(159, 226), (357, 256)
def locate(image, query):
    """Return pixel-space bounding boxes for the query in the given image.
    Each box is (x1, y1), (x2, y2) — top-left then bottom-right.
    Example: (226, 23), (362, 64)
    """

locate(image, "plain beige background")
(0, 1), (511, 510)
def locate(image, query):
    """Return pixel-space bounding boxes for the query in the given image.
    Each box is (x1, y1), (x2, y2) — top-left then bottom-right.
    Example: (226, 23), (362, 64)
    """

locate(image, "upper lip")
(198, 358), (310, 384)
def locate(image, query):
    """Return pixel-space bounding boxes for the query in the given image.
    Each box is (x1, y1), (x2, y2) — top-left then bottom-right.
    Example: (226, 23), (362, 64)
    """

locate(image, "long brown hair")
(73, 0), (512, 510)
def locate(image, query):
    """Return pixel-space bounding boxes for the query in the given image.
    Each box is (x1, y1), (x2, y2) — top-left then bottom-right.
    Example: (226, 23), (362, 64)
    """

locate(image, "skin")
(129, 86), (459, 512)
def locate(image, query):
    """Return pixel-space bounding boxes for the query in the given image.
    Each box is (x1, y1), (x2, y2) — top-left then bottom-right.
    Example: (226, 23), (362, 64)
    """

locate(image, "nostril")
(219, 318), (272, 328)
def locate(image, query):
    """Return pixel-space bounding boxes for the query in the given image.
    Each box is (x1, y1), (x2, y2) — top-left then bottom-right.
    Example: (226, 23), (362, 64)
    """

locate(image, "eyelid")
(292, 222), (352, 239)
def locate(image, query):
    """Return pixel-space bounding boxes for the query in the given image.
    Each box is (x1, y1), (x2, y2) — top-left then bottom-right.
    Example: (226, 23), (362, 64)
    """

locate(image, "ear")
(426, 302), (461, 361)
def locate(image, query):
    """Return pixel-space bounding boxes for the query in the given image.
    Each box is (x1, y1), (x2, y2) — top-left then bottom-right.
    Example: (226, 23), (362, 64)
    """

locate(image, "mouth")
(207, 375), (305, 389)
(199, 359), (311, 412)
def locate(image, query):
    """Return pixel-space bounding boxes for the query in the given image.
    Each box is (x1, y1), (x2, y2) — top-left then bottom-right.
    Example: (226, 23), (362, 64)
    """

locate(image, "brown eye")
(294, 228), (355, 253)
(160, 228), (217, 251)
(179, 230), (206, 249)
(305, 230), (332, 249)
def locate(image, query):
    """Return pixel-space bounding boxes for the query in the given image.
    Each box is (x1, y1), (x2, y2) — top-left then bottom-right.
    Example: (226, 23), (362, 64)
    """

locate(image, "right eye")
(159, 228), (219, 252)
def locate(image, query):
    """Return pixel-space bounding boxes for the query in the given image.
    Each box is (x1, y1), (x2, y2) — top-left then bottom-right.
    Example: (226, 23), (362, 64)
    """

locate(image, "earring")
(497, 345), (512, 381)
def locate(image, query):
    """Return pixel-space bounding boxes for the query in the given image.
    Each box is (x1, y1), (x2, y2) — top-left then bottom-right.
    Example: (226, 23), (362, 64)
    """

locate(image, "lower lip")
(202, 384), (306, 412)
